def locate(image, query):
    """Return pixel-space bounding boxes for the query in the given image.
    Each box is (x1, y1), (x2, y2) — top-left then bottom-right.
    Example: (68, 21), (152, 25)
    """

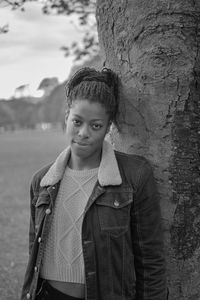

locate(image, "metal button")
(34, 266), (38, 272)
(45, 208), (51, 214)
(84, 240), (92, 245)
(52, 186), (56, 190)
(38, 237), (42, 243)
(88, 271), (96, 276)
(114, 200), (119, 207)
(26, 293), (31, 299)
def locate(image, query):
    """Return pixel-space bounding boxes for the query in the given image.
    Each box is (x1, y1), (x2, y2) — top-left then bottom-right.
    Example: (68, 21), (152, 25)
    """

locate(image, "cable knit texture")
(40, 166), (98, 283)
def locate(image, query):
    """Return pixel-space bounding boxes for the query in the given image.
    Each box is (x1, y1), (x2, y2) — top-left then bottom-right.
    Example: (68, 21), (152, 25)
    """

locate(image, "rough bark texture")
(96, 0), (200, 299)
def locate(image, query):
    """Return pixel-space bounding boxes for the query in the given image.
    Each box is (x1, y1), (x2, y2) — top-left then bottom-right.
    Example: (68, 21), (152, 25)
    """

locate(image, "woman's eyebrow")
(73, 114), (104, 121)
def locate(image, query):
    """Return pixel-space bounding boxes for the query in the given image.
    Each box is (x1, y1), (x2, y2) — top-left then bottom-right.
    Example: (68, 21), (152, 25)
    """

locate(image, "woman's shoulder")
(30, 163), (53, 188)
(114, 150), (151, 168)
(114, 150), (154, 184)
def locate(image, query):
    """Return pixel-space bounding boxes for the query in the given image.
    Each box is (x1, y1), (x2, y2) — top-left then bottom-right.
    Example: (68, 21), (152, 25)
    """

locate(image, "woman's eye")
(72, 119), (81, 126)
(92, 124), (102, 130)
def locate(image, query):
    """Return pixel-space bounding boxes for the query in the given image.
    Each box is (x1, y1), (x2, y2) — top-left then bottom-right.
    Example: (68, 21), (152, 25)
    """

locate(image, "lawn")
(0, 129), (67, 300)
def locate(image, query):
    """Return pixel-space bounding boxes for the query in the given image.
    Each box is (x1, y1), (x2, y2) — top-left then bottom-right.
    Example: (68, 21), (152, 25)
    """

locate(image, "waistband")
(40, 280), (85, 300)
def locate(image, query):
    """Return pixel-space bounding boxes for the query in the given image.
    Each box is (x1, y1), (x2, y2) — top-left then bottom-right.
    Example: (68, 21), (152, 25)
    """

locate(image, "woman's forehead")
(70, 99), (109, 120)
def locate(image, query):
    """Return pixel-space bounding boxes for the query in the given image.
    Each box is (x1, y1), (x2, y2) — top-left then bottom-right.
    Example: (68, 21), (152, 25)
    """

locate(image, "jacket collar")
(40, 140), (122, 187)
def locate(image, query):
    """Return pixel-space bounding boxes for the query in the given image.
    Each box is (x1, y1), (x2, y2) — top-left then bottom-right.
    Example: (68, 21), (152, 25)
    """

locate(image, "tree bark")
(96, 0), (200, 299)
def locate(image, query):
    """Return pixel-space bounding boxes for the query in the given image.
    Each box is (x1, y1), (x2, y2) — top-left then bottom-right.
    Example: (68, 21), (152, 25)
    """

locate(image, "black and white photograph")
(0, 1), (199, 300)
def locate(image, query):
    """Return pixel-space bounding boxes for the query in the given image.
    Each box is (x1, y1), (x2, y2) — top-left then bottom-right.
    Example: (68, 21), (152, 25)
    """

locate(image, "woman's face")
(65, 99), (110, 164)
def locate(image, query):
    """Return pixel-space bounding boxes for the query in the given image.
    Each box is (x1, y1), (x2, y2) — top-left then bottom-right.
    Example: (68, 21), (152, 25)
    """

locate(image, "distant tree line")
(0, 82), (66, 131)
(0, 54), (102, 132)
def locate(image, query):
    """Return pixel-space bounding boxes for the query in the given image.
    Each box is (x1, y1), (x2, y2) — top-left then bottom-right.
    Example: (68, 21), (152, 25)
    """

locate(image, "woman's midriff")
(48, 280), (85, 298)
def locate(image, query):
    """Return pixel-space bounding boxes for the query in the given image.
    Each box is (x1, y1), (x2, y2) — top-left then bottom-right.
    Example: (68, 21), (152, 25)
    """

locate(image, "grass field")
(0, 129), (67, 300)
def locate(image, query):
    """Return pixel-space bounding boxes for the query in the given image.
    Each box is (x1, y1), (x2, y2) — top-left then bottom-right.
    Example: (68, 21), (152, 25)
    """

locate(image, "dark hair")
(65, 67), (119, 127)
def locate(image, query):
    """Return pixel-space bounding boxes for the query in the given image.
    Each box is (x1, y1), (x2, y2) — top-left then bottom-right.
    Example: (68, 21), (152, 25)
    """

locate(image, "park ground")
(0, 129), (67, 299)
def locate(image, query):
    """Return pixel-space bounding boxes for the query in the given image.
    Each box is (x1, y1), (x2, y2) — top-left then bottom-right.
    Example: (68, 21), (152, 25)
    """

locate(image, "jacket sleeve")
(28, 180), (36, 255)
(130, 160), (167, 300)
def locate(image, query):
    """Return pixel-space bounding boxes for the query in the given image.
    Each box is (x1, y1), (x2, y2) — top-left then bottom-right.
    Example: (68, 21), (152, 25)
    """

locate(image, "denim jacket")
(21, 141), (167, 300)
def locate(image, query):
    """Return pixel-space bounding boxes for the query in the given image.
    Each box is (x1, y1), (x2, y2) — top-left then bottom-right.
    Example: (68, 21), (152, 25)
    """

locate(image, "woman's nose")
(78, 125), (89, 138)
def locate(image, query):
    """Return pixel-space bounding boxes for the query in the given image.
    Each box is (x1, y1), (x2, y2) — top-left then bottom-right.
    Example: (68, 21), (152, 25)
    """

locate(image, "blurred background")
(0, 0), (100, 131)
(0, 1), (100, 299)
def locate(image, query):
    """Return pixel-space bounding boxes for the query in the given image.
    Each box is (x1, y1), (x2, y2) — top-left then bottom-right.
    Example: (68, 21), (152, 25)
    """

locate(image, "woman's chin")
(72, 144), (90, 156)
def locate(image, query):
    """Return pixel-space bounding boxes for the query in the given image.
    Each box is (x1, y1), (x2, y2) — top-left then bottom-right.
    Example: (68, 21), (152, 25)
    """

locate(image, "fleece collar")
(40, 140), (122, 187)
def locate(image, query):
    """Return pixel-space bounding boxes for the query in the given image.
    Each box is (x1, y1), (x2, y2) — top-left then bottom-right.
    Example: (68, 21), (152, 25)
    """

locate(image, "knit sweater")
(40, 166), (98, 283)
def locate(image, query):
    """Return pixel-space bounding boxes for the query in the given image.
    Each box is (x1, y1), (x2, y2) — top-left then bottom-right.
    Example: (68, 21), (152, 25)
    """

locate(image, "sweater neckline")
(65, 165), (99, 177)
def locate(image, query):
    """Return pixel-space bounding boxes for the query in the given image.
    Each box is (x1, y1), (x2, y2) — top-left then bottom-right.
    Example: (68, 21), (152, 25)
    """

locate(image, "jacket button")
(38, 237), (42, 243)
(52, 186), (56, 190)
(88, 271), (96, 276)
(26, 293), (31, 299)
(114, 200), (119, 207)
(84, 240), (92, 245)
(45, 208), (51, 214)
(34, 266), (38, 272)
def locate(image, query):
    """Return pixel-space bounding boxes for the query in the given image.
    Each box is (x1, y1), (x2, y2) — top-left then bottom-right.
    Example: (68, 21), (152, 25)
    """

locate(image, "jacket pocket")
(95, 187), (133, 237)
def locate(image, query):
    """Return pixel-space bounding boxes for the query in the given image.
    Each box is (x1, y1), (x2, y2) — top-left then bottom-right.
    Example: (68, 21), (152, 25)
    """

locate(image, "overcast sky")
(0, 2), (83, 99)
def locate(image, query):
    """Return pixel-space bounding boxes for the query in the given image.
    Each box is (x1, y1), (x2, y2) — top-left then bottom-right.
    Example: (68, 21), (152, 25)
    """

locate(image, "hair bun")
(101, 67), (119, 103)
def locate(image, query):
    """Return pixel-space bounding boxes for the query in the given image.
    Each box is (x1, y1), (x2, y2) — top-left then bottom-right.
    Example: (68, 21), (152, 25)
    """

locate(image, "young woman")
(21, 67), (167, 300)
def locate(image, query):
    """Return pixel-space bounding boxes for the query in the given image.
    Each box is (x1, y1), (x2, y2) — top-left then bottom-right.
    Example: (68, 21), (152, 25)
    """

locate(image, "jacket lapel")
(40, 141), (122, 187)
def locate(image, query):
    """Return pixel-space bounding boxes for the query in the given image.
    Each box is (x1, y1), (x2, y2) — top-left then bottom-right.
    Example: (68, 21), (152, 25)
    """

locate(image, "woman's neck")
(68, 151), (101, 170)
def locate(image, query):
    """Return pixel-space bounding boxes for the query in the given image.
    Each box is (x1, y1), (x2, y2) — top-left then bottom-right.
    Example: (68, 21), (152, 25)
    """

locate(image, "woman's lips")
(74, 141), (90, 146)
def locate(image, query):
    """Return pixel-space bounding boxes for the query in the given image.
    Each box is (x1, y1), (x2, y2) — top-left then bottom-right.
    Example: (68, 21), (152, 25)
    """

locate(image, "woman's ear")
(65, 110), (69, 125)
(106, 121), (112, 134)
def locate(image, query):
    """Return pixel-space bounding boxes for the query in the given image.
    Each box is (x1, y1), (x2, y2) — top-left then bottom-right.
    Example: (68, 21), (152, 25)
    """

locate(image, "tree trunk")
(96, 0), (200, 299)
